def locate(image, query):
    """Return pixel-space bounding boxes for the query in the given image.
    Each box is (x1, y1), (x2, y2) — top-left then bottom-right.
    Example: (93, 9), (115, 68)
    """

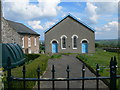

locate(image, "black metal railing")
(6, 56), (120, 90)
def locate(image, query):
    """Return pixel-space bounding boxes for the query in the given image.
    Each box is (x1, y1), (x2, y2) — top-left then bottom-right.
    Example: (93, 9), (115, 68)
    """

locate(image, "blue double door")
(82, 43), (88, 53)
(52, 42), (58, 53)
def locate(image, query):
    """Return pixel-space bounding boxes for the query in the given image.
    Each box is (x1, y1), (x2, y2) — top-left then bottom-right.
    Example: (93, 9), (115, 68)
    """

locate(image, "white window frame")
(72, 35), (78, 49)
(29, 49), (31, 54)
(28, 36), (31, 47)
(60, 35), (67, 49)
(22, 37), (24, 48)
(50, 39), (59, 44)
(34, 37), (37, 46)
(80, 39), (89, 43)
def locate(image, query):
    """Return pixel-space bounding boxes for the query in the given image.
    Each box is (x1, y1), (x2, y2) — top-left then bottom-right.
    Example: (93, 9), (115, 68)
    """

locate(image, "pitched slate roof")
(45, 14), (95, 34)
(6, 19), (40, 36)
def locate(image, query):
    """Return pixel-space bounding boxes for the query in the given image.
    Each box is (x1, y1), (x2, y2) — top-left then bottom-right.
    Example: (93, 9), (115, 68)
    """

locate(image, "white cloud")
(85, 2), (98, 24)
(95, 32), (102, 35)
(3, 0), (62, 20)
(44, 21), (55, 30)
(28, 20), (44, 30)
(62, 13), (67, 17)
(95, 21), (118, 32)
(95, 2), (118, 15)
(84, 2), (118, 24)
(28, 20), (55, 30)
(95, 21), (118, 39)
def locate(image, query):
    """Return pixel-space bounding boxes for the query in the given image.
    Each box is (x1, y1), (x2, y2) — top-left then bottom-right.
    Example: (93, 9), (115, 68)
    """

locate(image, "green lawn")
(50, 54), (62, 59)
(4, 54), (50, 89)
(76, 48), (118, 76)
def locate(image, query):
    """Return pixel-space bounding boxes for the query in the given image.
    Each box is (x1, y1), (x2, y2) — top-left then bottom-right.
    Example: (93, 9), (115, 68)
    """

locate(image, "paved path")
(36, 55), (109, 89)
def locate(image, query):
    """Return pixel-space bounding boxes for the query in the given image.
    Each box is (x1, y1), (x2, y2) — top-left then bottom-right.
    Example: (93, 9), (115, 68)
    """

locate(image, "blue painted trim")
(44, 14), (95, 33)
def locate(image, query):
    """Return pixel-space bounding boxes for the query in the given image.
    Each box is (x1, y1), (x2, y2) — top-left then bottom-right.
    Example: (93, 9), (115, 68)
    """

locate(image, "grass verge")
(50, 54), (62, 59)
(76, 48), (119, 88)
(61, 53), (78, 56)
(3, 54), (50, 89)
(76, 48), (118, 77)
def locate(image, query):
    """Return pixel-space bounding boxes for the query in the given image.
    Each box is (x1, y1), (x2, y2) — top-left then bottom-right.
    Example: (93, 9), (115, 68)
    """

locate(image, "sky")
(2, 0), (119, 40)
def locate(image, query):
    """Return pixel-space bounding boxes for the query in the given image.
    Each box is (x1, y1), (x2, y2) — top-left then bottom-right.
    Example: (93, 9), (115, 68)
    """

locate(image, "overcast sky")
(2, 0), (119, 40)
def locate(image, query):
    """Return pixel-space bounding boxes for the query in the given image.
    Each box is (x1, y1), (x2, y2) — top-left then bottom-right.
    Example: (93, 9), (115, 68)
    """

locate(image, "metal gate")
(6, 56), (120, 90)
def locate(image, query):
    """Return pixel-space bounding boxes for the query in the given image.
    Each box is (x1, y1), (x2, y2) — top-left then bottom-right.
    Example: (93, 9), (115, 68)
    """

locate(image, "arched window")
(72, 35), (78, 49)
(73, 36), (77, 48)
(62, 37), (66, 48)
(61, 35), (67, 49)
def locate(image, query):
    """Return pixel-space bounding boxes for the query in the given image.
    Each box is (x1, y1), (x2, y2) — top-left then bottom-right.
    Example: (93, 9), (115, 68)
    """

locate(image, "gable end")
(45, 14), (95, 34)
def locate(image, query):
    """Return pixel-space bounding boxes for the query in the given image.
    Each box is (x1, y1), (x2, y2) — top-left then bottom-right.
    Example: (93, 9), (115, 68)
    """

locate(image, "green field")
(95, 39), (118, 47)
(76, 48), (118, 76)
(4, 54), (50, 89)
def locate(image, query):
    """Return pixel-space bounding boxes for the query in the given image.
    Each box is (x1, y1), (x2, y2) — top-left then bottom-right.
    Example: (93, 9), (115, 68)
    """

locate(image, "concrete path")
(37, 55), (109, 89)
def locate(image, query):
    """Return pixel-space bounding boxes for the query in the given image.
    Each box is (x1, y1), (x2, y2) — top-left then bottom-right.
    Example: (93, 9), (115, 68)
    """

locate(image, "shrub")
(25, 54), (40, 62)
(95, 43), (100, 48)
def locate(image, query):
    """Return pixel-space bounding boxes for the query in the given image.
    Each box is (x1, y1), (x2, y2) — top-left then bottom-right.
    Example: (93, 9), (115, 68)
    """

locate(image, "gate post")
(7, 57), (12, 89)
(110, 57), (117, 90)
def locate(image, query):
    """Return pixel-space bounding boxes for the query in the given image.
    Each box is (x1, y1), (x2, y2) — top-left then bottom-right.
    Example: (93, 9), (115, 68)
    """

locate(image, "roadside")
(36, 55), (108, 89)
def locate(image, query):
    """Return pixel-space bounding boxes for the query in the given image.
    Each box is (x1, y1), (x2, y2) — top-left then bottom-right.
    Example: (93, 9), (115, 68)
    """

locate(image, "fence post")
(7, 57), (12, 89)
(51, 65), (55, 90)
(96, 64), (100, 90)
(82, 64), (85, 90)
(66, 65), (70, 90)
(110, 57), (117, 90)
(22, 65), (26, 90)
(37, 65), (40, 90)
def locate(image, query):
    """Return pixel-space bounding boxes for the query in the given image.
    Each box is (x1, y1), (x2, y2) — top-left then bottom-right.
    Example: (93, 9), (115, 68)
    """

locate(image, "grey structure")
(45, 14), (95, 54)
(1, 17), (40, 54)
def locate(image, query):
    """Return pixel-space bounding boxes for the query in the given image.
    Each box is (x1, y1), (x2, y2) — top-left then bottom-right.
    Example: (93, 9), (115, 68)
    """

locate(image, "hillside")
(95, 39), (118, 47)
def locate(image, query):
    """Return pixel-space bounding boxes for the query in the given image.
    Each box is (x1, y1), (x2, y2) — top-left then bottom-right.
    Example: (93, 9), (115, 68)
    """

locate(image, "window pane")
(62, 37), (66, 48)
(28, 37), (31, 47)
(73, 36), (77, 48)
(34, 37), (37, 46)
(22, 37), (24, 48)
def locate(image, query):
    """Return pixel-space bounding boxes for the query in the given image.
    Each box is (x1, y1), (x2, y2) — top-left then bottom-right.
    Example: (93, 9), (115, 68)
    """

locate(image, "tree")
(95, 43), (100, 48)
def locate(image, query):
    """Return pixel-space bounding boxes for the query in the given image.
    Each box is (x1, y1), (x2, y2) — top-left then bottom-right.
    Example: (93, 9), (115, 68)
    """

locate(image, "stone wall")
(1, 17), (40, 54)
(1, 18), (21, 45)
